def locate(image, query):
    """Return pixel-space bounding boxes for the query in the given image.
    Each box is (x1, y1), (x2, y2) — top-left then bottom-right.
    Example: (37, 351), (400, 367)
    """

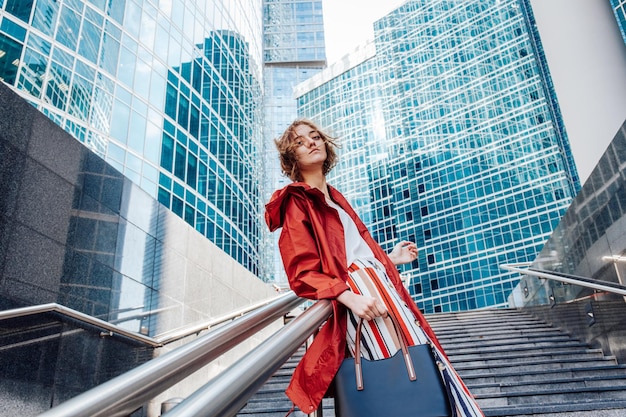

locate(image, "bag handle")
(353, 314), (417, 391)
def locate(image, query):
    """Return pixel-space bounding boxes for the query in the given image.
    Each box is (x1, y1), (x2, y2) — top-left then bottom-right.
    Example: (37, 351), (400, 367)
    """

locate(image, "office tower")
(262, 0), (326, 281)
(263, 0), (326, 150)
(296, 0), (580, 313)
(610, 0), (626, 44)
(0, 0), (265, 276)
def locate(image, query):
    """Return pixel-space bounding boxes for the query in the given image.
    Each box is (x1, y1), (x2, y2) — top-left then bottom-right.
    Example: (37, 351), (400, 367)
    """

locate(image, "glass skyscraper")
(263, 0), (326, 144)
(261, 0), (326, 281)
(0, 0), (265, 276)
(610, 0), (626, 44)
(296, 0), (581, 313)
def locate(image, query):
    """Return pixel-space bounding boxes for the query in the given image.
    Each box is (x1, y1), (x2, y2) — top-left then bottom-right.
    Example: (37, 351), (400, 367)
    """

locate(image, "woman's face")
(293, 123), (327, 174)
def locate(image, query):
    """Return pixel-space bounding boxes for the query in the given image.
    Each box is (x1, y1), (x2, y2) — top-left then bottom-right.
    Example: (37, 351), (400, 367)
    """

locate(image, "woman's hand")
(337, 291), (388, 321)
(388, 241), (418, 265)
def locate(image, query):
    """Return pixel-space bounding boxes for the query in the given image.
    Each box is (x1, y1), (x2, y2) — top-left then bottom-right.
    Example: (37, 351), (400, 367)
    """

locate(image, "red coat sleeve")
(278, 196), (350, 300)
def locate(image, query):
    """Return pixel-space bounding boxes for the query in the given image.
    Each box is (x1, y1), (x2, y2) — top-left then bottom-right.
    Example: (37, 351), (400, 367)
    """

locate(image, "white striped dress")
(345, 259), (484, 417)
(326, 197), (483, 417)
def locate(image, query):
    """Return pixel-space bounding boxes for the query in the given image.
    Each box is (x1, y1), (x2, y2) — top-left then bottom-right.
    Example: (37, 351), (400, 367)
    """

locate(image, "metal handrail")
(155, 293), (293, 344)
(0, 303), (160, 347)
(0, 292), (294, 347)
(500, 263), (626, 296)
(163, 299), (333, 417)
(37, 291), (305, 417)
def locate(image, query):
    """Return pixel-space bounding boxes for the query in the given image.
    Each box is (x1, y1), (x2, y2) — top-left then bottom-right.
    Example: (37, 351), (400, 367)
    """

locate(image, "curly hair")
(274, 119), (339, 182)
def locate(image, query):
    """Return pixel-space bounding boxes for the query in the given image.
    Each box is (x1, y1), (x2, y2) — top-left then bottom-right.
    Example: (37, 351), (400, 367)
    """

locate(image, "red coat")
(265, 182), (445, 413)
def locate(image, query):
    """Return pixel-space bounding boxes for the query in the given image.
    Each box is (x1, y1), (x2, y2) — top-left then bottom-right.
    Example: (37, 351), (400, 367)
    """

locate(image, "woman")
(265, 119), (483, 416)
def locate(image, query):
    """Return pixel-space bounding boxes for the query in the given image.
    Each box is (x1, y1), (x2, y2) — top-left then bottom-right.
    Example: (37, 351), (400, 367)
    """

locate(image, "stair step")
(483, 400), (626, 416)
(445, 341), (589, 355)
(453, 356), (617, 373)
(476, 384), (626, 408)
(433, 324), (555, 333)
(430, 321), (562, 329)
(436, 330), (568, 343)
(459, 364), (626, 385)
(448, 347), (605, 362)
(471, 375), (626, 395)
(238, 398), (336, 416)
(442, 333), (577, 344)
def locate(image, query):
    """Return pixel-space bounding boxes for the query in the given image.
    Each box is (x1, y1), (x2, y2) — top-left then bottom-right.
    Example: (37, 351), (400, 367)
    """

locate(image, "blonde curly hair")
(274, 119), (339, 182)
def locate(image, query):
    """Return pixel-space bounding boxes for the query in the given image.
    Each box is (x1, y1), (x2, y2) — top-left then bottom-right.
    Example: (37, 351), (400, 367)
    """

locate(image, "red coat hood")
(265, 182), (320, 232)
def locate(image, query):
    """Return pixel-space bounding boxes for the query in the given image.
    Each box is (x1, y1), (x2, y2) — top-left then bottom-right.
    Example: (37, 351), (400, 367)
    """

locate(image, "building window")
(554, 189), (565, 200)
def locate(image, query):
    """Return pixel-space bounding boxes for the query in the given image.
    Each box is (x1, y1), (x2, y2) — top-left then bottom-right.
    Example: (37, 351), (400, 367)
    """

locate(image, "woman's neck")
(301, 173), (330, 199)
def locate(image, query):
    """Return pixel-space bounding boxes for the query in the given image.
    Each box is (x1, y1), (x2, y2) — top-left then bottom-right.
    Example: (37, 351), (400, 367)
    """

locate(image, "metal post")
(612, 262), (626, 302)
(160, 398), (184, 415)
(602, 255), (626, 302)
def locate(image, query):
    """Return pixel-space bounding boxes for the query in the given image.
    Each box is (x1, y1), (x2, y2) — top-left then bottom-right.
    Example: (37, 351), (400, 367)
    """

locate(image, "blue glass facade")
(0, 0), (265, 276)
(610, 0), (626, 44)
(262, 0), (326, 281)
(264, 0), (326, 64)
(296, 0), (581, 313)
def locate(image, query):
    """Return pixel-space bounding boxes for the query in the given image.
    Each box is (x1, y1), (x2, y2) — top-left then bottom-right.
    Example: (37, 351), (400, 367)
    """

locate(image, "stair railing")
(1, 292), (296, 347)
(162, 299), (333, 417)
(0, 303), (161, 347)
(155, 293), (302, 344)
(501, 262), (626, 296)
(37, 291), (305, 417)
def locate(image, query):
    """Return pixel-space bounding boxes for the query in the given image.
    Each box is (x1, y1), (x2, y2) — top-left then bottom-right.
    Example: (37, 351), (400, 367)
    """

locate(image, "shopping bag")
(334, 316), (451, 417)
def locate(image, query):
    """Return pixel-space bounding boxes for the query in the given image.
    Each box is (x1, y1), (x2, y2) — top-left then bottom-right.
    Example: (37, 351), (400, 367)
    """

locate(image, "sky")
(322, 0), (407, 64)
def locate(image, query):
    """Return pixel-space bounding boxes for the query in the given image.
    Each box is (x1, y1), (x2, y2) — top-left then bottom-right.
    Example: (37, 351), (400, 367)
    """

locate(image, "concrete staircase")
(237, 308), (626, 416)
